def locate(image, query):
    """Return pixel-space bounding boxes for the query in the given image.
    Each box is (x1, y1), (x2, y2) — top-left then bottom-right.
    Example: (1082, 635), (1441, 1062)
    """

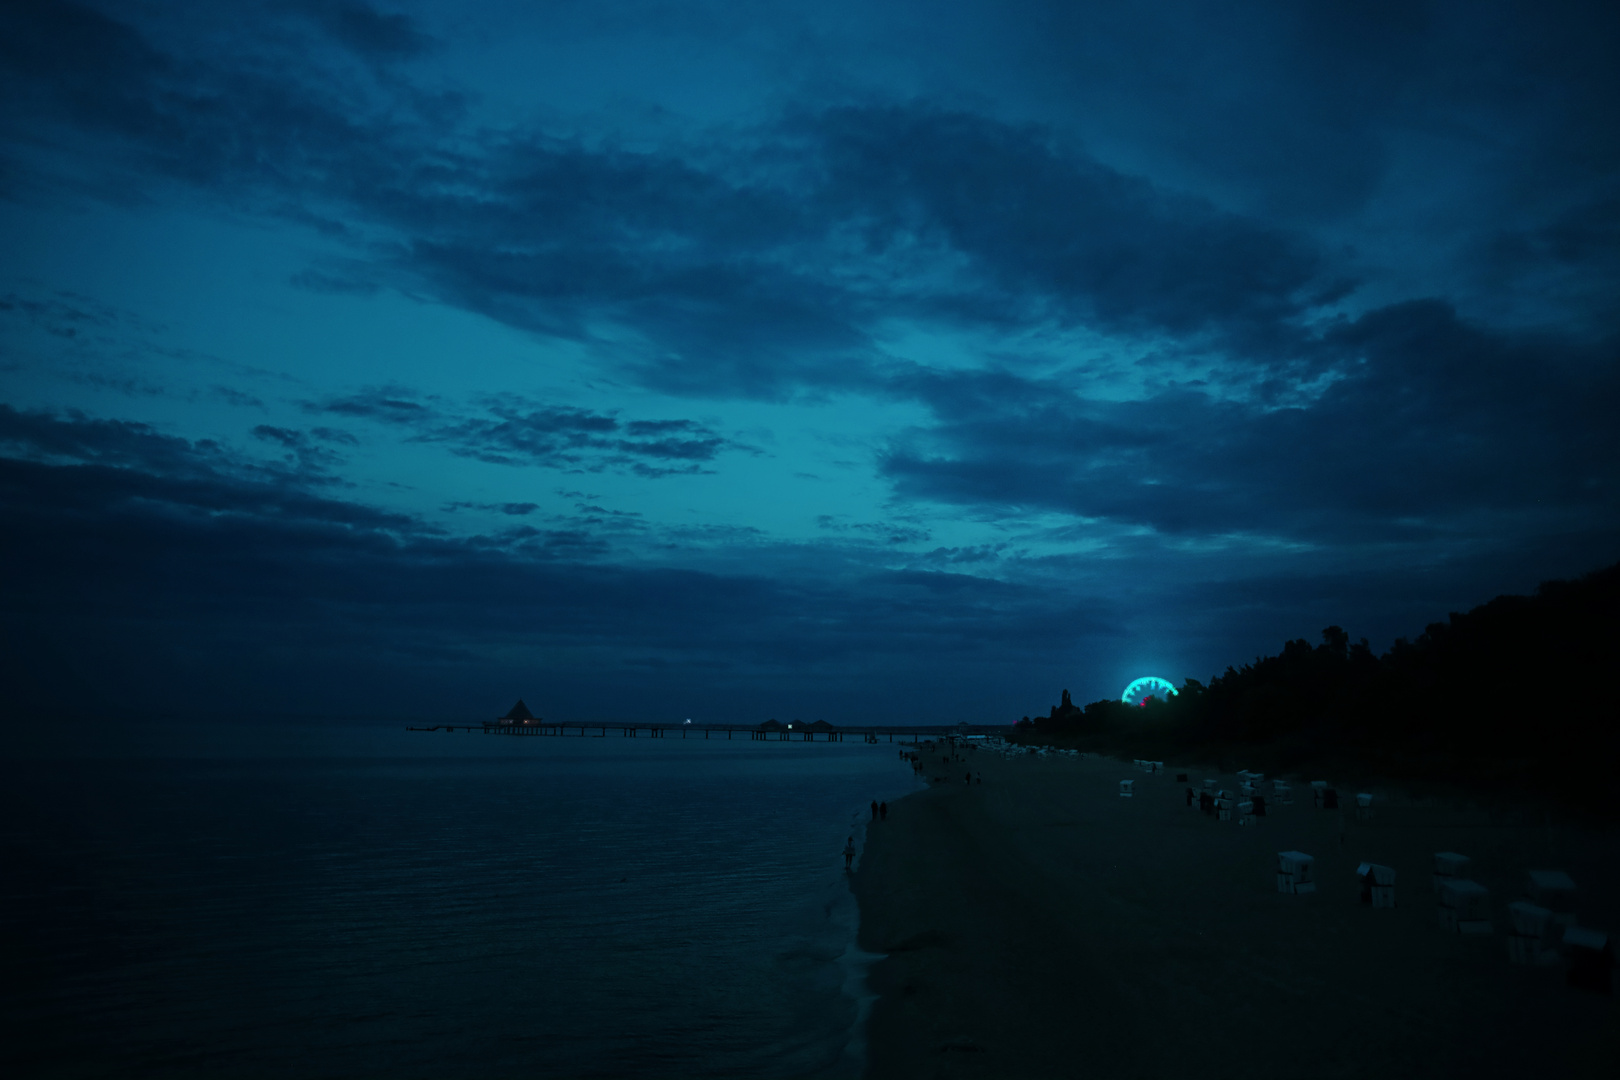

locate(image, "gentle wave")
(2, 738), (918, 1078)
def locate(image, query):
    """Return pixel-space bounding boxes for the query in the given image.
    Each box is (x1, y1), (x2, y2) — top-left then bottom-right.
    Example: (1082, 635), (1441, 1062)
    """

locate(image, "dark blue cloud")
(0, 2), (1351, 397)
(0, 289), (163, 346)
(302, 389), (739, 475)
(250, 424), (351, 472)
(0, 407), (1125, 720)
(978, 0), (1427, 221)
(881, 300), (1620, 546)
(289, 1), (434, 59)
(0, 407), (418, 556)
(211, 386), (268, 410)
(816, 514), (931, 546)
(5, 1), (1618, 378)
(348, 105), (1344, 392)
(796, 104), (1330, 341)
(445, 500), (540, 517)
(309, 387), (434, 422)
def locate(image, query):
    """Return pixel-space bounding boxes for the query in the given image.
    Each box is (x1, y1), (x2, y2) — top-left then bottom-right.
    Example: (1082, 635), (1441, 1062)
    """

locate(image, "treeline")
(1019, 561), (1620, 814)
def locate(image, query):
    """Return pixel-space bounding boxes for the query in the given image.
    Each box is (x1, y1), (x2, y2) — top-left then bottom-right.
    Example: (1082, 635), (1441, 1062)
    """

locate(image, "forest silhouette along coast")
(1015, 561), (1620, 816)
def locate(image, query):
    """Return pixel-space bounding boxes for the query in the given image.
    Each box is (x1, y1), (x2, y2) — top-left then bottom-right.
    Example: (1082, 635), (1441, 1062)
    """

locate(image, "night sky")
(2, 1), (1617, 728)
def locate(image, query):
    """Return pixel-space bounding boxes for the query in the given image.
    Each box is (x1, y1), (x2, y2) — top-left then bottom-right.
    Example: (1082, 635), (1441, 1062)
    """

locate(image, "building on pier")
(498, 699), (539, 725)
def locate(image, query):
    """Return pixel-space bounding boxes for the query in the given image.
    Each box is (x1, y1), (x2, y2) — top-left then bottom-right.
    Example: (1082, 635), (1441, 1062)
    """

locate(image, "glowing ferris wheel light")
(1122, 676), (1177, 708)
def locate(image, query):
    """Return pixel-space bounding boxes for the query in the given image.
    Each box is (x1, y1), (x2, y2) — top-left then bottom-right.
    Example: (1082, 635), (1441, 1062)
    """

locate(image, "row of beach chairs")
(1277, 850), (1613, 993)
(1117, 769), (1377, 825)
(1123, 765), (1614, 993)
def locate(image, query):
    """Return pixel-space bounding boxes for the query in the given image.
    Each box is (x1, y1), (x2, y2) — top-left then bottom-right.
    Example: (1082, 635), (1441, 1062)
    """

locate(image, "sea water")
(1, 727), (919, 1078)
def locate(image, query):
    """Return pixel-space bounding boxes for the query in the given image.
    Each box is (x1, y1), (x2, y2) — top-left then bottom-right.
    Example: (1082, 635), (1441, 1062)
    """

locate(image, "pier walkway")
(405, 722), (1009, 743)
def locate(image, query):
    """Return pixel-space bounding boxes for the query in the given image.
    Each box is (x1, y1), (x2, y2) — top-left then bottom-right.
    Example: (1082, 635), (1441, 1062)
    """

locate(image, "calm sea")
(1, 727), (919, 1078)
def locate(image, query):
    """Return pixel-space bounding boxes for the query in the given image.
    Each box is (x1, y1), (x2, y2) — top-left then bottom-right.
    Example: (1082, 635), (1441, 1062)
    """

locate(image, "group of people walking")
(847, 743), (990, 869)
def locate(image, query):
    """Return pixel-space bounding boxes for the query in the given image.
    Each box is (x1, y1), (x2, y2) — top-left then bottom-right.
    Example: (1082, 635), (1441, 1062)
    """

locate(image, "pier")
(405, 720), (1009, 743)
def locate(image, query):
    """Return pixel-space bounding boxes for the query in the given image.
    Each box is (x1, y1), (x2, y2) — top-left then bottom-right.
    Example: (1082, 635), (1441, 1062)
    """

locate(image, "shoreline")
(834, 814), (878, 1079)
(852, 744), (1620, 1078)
(839, 769), (926, 1078)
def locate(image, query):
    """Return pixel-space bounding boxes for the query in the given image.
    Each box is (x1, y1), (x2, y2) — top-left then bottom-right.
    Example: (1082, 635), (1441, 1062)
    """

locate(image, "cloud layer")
(304, 388), (741, 477)
(2, 1), (1617, 723)
(0, 406), (1128, 721)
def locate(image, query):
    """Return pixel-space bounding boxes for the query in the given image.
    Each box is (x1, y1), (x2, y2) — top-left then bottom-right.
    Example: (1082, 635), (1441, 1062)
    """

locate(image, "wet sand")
(853, 746), (1620, 1078)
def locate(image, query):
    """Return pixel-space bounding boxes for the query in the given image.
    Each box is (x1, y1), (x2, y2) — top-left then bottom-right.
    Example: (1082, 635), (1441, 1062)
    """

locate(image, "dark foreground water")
(1, 730), (918, 1078)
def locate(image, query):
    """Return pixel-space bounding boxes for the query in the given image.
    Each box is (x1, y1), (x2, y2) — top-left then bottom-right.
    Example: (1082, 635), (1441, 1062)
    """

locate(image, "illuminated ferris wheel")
(1122, 676), (1177, 708)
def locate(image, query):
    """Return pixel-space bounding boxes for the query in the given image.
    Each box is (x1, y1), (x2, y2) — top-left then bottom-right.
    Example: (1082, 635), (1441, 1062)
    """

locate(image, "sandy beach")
(853, 745), (1620, 1078)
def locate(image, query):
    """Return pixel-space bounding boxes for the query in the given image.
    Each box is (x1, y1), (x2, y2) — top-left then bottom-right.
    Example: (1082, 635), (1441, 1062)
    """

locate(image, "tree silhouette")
(1022, 561), (1620, 814)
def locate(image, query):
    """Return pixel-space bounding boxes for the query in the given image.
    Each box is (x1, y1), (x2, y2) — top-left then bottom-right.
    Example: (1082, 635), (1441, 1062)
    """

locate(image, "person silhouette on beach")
(843, 836), (856, 870)
(879, 801), (887, 820)
(871, 799), (879, 820)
